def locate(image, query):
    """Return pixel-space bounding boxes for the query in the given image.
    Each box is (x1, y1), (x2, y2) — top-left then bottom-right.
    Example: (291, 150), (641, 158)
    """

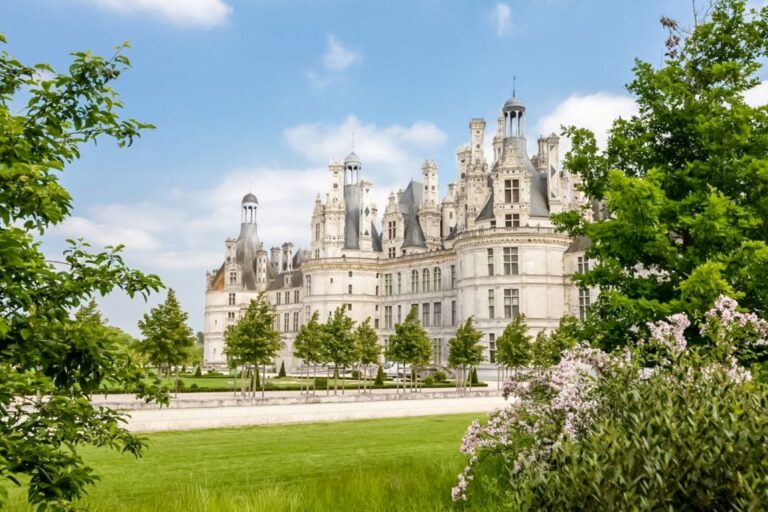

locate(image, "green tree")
(293, 311), (326, 394)
(224, 295), (283, 400)
(138, 289), (196, 391)
(386, 307), (431, 392)
(496, 314), (532, 381)
(554, 0), (768, 353)
(322, 306), (357, 395)
(355, 317), (380, 392)
(0, 36), (164, 509)
(448, 317), (484, 393)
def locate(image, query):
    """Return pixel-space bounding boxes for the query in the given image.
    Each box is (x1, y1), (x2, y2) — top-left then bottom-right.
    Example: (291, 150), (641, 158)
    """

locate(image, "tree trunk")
(342, 365), (345, 396)
(261, 364), (266, 400)
(326, 366), (330, 396)
(313, 363), (318, 395)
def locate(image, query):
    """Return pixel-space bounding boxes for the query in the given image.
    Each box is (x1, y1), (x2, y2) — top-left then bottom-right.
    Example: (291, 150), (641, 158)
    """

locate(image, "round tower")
(241, 192), (258, 224)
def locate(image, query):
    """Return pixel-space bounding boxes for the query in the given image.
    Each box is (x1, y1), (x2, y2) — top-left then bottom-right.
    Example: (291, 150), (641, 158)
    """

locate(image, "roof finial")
(351, 129), (356, 152)
(513, 75), (517, 97)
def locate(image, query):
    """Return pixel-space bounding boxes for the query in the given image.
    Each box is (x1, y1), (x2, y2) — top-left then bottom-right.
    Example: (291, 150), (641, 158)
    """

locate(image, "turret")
(270, 247), (281, 273)
(282, 242), (294, 271)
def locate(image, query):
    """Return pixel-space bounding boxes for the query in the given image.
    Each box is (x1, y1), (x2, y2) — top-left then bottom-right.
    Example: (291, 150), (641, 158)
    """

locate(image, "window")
(411, 270), (419, 293)
(305, 275), (311, 294)
(277, 293), (281, 306)
(422, 303), (430, 327)
(227, 311), (235, 321)
(487, 248), (495, 276)
(375, 285), (379, 296)
(285, 291), (290, 305)
(315, 249), (320, 259)
(397, 305), (402, 323)
(388, 220), (396, 239)
(504, 179), (520, 203)
(228, 293), (236, 306)
(503, 247), (519, 275)
(385, 306), (393, 329)
(348, 284), (353, 294)
(450, 265), (457, 288)
(504, 179), (512, 203)
(451, 301), (457, 326)
(375, 318), (379, 328)
(579, 288), (591, 320)
(433, 267), (442, 291)
(293, 312), (299, 332)
(347, 303), (352, 311)
(397, 273), (402, 294)
(305, 305), (310, 323)
(434, 302), (442, 326)
(315, 223), (320, 241)
(505, 214), (513, 228)
(229, 271), (237, 285)
(388, 247), (396, 258)
(513, 179), (520, 202)
(384, 274), (392, 296)
(294, 290), (299, 303)
(489, 333), (496, 363)
(488, 289), (495, 319)
(284, 313), (290, 332)
(577, 256), (589, 274)
(513, 213), (520, 227)
(422, 268), (430, 292)
(504, 289), (520, 319)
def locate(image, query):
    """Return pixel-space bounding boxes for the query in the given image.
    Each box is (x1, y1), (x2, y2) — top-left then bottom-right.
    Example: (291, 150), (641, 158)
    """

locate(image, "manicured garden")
(5, 414), (491, 512)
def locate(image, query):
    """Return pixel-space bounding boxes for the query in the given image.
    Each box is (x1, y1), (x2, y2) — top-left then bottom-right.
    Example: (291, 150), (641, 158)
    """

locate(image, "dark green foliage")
(314, 377), (328, 390)
(138, 289), (196, 376)
(385, 308), (432, 368)
(496, 314), (532, 371)
(0, 35), (165, 509)
(423, 376), (435, 386)
(499, 372), (768, 510)
(194, 366), (202, 378)
(374, 365), (385, 386)
(432, 371), (447, 383)
(189, 383), (198, 390)
(351, 370), (361, 380)
(470, 367), (479, 385)
(553, 0), (768, 352)
(277, 361), (286, 378)
(174, 378), (185, 392)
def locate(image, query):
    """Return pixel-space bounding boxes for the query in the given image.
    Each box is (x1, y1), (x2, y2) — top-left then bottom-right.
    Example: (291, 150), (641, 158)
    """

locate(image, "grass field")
(6, 414), (490, 511)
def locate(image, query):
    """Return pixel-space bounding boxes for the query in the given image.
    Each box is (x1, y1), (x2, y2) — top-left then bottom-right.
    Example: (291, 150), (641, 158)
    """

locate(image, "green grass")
(6, 414), (488, 511)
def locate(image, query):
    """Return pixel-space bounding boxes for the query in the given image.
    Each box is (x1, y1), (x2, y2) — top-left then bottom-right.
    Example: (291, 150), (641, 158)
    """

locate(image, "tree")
(0, 36), (164, 509)
(354, 317), (380, 392)
(224, 295), (283, 400)
(293, 311), (326, 394)
(138, 289), (196, 391)
(553, 0), (768, 353)
(448, 317), (484, 393)
(386, 307), (431, 392)
(321, 306), (357, 395)
(277, 361), (286, 378)
(496, 314), (532, 381)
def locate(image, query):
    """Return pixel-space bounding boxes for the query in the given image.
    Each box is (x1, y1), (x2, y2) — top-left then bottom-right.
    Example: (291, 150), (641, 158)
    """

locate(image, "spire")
(512, 75), (516, 97)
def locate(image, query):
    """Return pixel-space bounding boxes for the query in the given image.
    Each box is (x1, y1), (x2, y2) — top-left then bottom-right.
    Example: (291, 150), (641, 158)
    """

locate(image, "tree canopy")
(0, 36), (164, 509)
(554, 0), (768, 352)
(137, 289), (196, 378)
(496, 314), (532, 371)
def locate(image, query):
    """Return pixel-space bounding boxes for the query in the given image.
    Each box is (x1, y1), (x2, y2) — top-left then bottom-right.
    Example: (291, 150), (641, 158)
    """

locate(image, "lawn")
(6, 414), (491, 511)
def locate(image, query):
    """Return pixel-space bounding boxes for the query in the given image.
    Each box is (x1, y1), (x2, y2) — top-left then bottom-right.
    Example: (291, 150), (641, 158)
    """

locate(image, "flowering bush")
(454, 296), (768, 510)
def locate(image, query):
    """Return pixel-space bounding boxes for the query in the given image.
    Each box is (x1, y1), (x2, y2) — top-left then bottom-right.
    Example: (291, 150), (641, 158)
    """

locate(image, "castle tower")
(544, 133), (564, 214)
(469, 118), (486, 163)
(419, 160), (442, 250)
(282, 242), (294, 271)
(241, 192), (258, 225)
(270, 247), (281, 273)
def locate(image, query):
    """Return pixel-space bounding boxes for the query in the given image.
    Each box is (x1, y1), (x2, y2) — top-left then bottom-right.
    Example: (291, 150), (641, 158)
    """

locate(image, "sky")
(2, 0), (767, 336)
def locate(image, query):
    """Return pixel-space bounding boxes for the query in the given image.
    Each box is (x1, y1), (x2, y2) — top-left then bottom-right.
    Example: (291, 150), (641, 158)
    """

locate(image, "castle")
(203, 95), (592, 370)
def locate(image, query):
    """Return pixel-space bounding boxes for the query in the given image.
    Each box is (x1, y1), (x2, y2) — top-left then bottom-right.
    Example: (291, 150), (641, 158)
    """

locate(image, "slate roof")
(565, 235), (591, 254)
(234, 222), (262, 291)
(399, 181), (427, 248)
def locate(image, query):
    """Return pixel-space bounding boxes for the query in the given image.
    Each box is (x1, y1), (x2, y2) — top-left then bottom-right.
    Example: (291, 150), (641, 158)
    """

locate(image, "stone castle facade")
(203, 95), (592, 370)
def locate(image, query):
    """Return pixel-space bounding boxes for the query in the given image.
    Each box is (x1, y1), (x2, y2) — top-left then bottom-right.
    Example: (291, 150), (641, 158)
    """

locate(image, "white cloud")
(492, 3), (513, 36)
(84, 0), (233, 28)
(322, 35), (361, 71)
(535, 92), (638, 157)
(744, 80), (768, 107)
(53, 216), (160, 250)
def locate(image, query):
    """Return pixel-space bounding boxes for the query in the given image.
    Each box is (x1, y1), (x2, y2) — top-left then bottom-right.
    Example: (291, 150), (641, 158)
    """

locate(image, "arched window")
(422, 268), (430, 293)
(411, 270), (419, 293)
(434, 267), (442, 291)
(305, 275), (312, 295)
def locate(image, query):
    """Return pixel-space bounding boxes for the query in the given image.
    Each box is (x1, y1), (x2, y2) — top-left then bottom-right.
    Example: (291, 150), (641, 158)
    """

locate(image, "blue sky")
(2, 0), (766, 335)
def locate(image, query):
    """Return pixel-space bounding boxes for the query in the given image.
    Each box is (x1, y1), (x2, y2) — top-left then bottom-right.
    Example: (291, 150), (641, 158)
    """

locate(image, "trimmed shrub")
(432, 371), (447, 383)
(314, 377), (328, 390)
(374, 365), (385, 386)
(351, 369), (361, 380)
(190, 383), (199, 390)
(277, 361), (286, 378)
(423, 376), (435, 386)
(194, 366), (202, 377)
(470, 367), (479, 385)
(174, 378), (185, 391)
